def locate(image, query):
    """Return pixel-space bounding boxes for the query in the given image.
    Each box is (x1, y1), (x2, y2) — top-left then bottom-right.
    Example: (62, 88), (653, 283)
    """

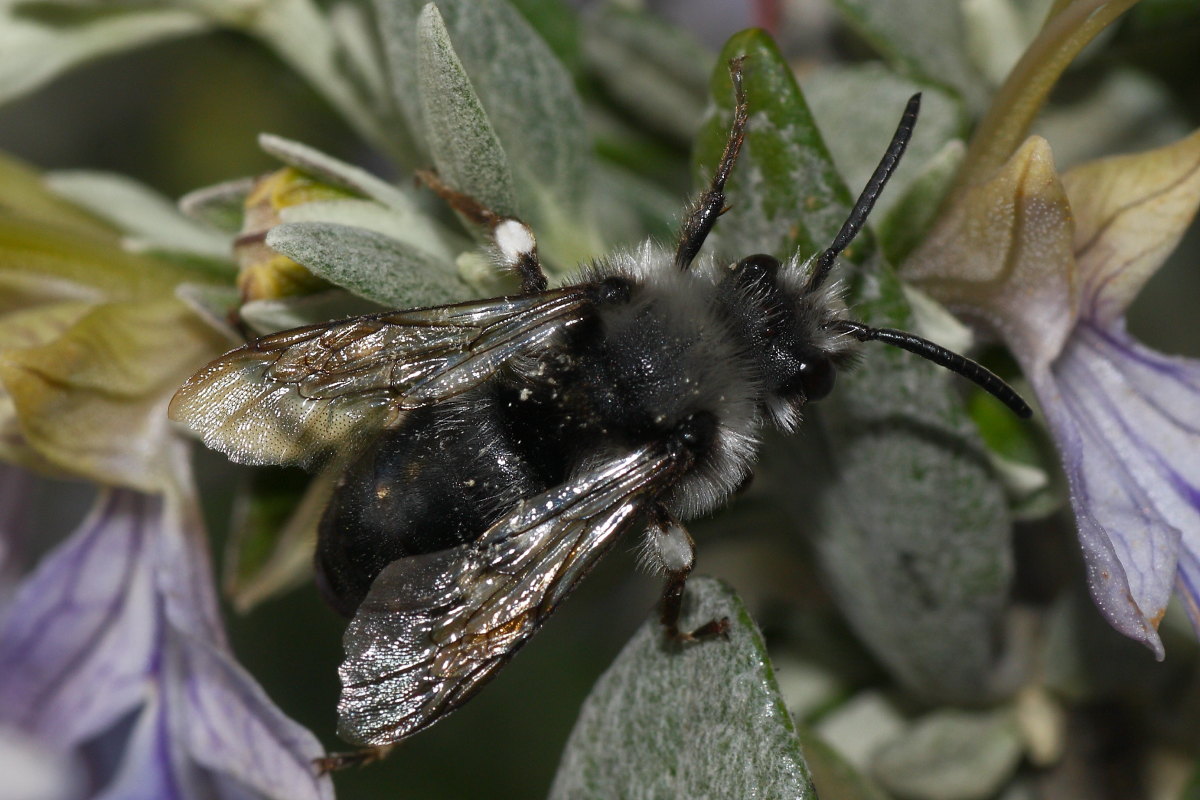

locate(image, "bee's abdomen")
(315, 398), (545, 617)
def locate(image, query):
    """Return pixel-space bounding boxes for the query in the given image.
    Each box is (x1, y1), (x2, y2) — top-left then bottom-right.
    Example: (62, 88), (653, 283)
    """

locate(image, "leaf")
(46, 170), (234, 263)
(238, 290), (384, 336)
(0, 1), (207, 106)
(507, 0), (581, 75)
(374, 0), (598, 264)
(582, 4), (711, 146)
(801, 63), (965, 223)
(549, 577), (816, 800)
(877, 139), (965, 264)
(265, 222), (469, 308)
(829, 0), (989, 111)
(258, 134), (417, 212)
(179, 178), (255, 234)
(700, 30), (1014, 702)
(795, 727), (891, 800)
(871, 709), (1023, 800)
(416, 3), (519, 219)
(224, 465), (337, 612)
(279, 198), (461, 263)
(694, 31), (849, 262)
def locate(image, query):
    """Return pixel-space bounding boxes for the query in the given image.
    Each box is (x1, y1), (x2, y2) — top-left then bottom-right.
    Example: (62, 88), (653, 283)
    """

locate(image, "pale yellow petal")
(0, 297), (226, 491)
(902, 136), (1077, 373)
(1062, 127), (1200, 326)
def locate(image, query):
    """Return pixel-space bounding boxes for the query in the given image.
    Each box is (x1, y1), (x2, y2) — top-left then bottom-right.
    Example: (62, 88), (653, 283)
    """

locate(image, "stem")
(955, 0), (1141, 190)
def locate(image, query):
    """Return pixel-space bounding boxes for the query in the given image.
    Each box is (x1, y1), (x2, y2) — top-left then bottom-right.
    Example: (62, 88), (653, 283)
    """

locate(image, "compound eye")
(798, 356), (836, 402)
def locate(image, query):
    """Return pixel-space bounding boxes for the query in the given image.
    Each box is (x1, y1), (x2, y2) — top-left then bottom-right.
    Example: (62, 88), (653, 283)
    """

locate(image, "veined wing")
(336, 444), (681, 746)
(168, 288), (589, 468)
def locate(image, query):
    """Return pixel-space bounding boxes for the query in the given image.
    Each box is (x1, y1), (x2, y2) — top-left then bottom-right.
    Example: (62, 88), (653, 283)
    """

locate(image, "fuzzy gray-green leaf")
(694, 31), (849, 262)
(549, 577), (815, 800)
(0, 1), (207, 106)
(47, 170), (233, 262)
(266, 222), (468, 309)
(700, 30), (1013, 702)
(416, 3), (519, 219)
(375, 0), (592, 258)
(258, 134), (416, 212)
(802, 63), (964, 222)
(871, 709), (1023, 800)
(583, 5), (710, 146)
(830, 0), (989, 112)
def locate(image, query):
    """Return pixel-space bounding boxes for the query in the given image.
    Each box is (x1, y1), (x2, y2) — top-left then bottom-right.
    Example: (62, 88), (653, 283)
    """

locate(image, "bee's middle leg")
(416, 169), (546, 293)
(649, 509), (730, 642)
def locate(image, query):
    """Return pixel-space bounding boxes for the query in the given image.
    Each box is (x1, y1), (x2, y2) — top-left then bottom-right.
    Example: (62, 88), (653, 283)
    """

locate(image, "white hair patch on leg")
(649, 522), (695, 575)
(495, 219), (537, 267)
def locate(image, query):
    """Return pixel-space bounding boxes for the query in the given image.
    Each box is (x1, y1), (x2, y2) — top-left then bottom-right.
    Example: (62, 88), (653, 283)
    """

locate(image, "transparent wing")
(169, 288), (588, 467)
(336, 445), (679, 746)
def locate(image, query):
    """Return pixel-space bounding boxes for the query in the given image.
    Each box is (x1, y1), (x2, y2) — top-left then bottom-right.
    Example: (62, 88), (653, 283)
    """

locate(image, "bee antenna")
(830, 319), (1033, 418)
(804, 93), (921, 294)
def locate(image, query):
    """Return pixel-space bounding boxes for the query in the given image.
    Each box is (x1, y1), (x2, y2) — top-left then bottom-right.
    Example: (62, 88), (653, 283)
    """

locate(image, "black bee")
(170, 59), (1030, 765)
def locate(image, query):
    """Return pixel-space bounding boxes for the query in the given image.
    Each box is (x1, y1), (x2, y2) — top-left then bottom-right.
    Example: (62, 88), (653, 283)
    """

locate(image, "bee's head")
(716, 252), (858, 431)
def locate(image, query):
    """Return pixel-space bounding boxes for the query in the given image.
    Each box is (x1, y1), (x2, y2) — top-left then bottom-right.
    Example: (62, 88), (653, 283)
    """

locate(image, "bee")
(170, 59), (1030, 767)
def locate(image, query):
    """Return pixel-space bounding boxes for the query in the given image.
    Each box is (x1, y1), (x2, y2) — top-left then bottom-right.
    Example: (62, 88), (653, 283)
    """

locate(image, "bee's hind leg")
(416, 170), (546, 294)
(648, 509), (730, 643)
(313, 744), (395, 774)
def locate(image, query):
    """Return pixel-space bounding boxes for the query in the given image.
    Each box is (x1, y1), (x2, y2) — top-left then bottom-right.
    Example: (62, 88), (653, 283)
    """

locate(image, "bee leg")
(416, 169), (546, 293)
(313, 745), (395, 774)
(673, 56), (749, 271)
(650, 511), (730, 642)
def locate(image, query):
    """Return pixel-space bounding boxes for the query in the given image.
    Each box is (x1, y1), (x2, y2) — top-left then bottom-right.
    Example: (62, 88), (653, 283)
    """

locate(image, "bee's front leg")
(647, 509), (730, 643)
(415, 169), (546, 293)
(673, 56), (749, 272)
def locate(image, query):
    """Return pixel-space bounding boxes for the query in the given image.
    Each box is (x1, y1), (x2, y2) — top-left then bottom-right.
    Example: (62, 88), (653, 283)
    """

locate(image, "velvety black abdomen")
(316, 396), (549, 617)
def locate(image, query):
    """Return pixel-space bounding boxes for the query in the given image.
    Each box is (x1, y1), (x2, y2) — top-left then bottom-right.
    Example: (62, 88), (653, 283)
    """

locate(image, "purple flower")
(0, 157), (332, 797)
(904, 130), (1200, 657)
(0, 475), (333, 799)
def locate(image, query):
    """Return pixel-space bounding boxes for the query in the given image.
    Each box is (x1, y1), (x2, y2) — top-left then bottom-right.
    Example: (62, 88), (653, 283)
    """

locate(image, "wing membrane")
(336, 445), (679, 746)
(169, 289), (588, 467)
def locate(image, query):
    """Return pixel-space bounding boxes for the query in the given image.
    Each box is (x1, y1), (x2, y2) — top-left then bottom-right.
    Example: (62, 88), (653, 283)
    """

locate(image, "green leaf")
(795, 727), (891, 800)
(174, 282), (240, 342)
(238, 290), (383, 336)
(549, 577), (816, 800)
(829, 0), (989, 112)
(46, 171), (234, 263)
(0, 1), (207, 106)
(266, 222), (469, 309)
(801, 63), (965, 222)
(279, 198), (461, 264)
(416, 3), (519, 219)
(694, 31), (850, 261)
(179, 178), (254, 234)
(224, 465), (338, 612)
(374, 0), (598, 264)
(508, 0), (581, 75)
(700, 30), (1013, 702)
(871, 709), (1023, 800)
(258, 134), (417, 212)
(877, 139), (964, 264)
(583, 5), (711, 146)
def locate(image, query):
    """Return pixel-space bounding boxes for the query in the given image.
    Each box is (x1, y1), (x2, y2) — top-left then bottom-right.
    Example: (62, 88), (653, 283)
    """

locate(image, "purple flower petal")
(0, 483), (333, 799)
(0, 490), (158, 742)
(1033, 321), (1200, 657)
(167, 633), (333, 800)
